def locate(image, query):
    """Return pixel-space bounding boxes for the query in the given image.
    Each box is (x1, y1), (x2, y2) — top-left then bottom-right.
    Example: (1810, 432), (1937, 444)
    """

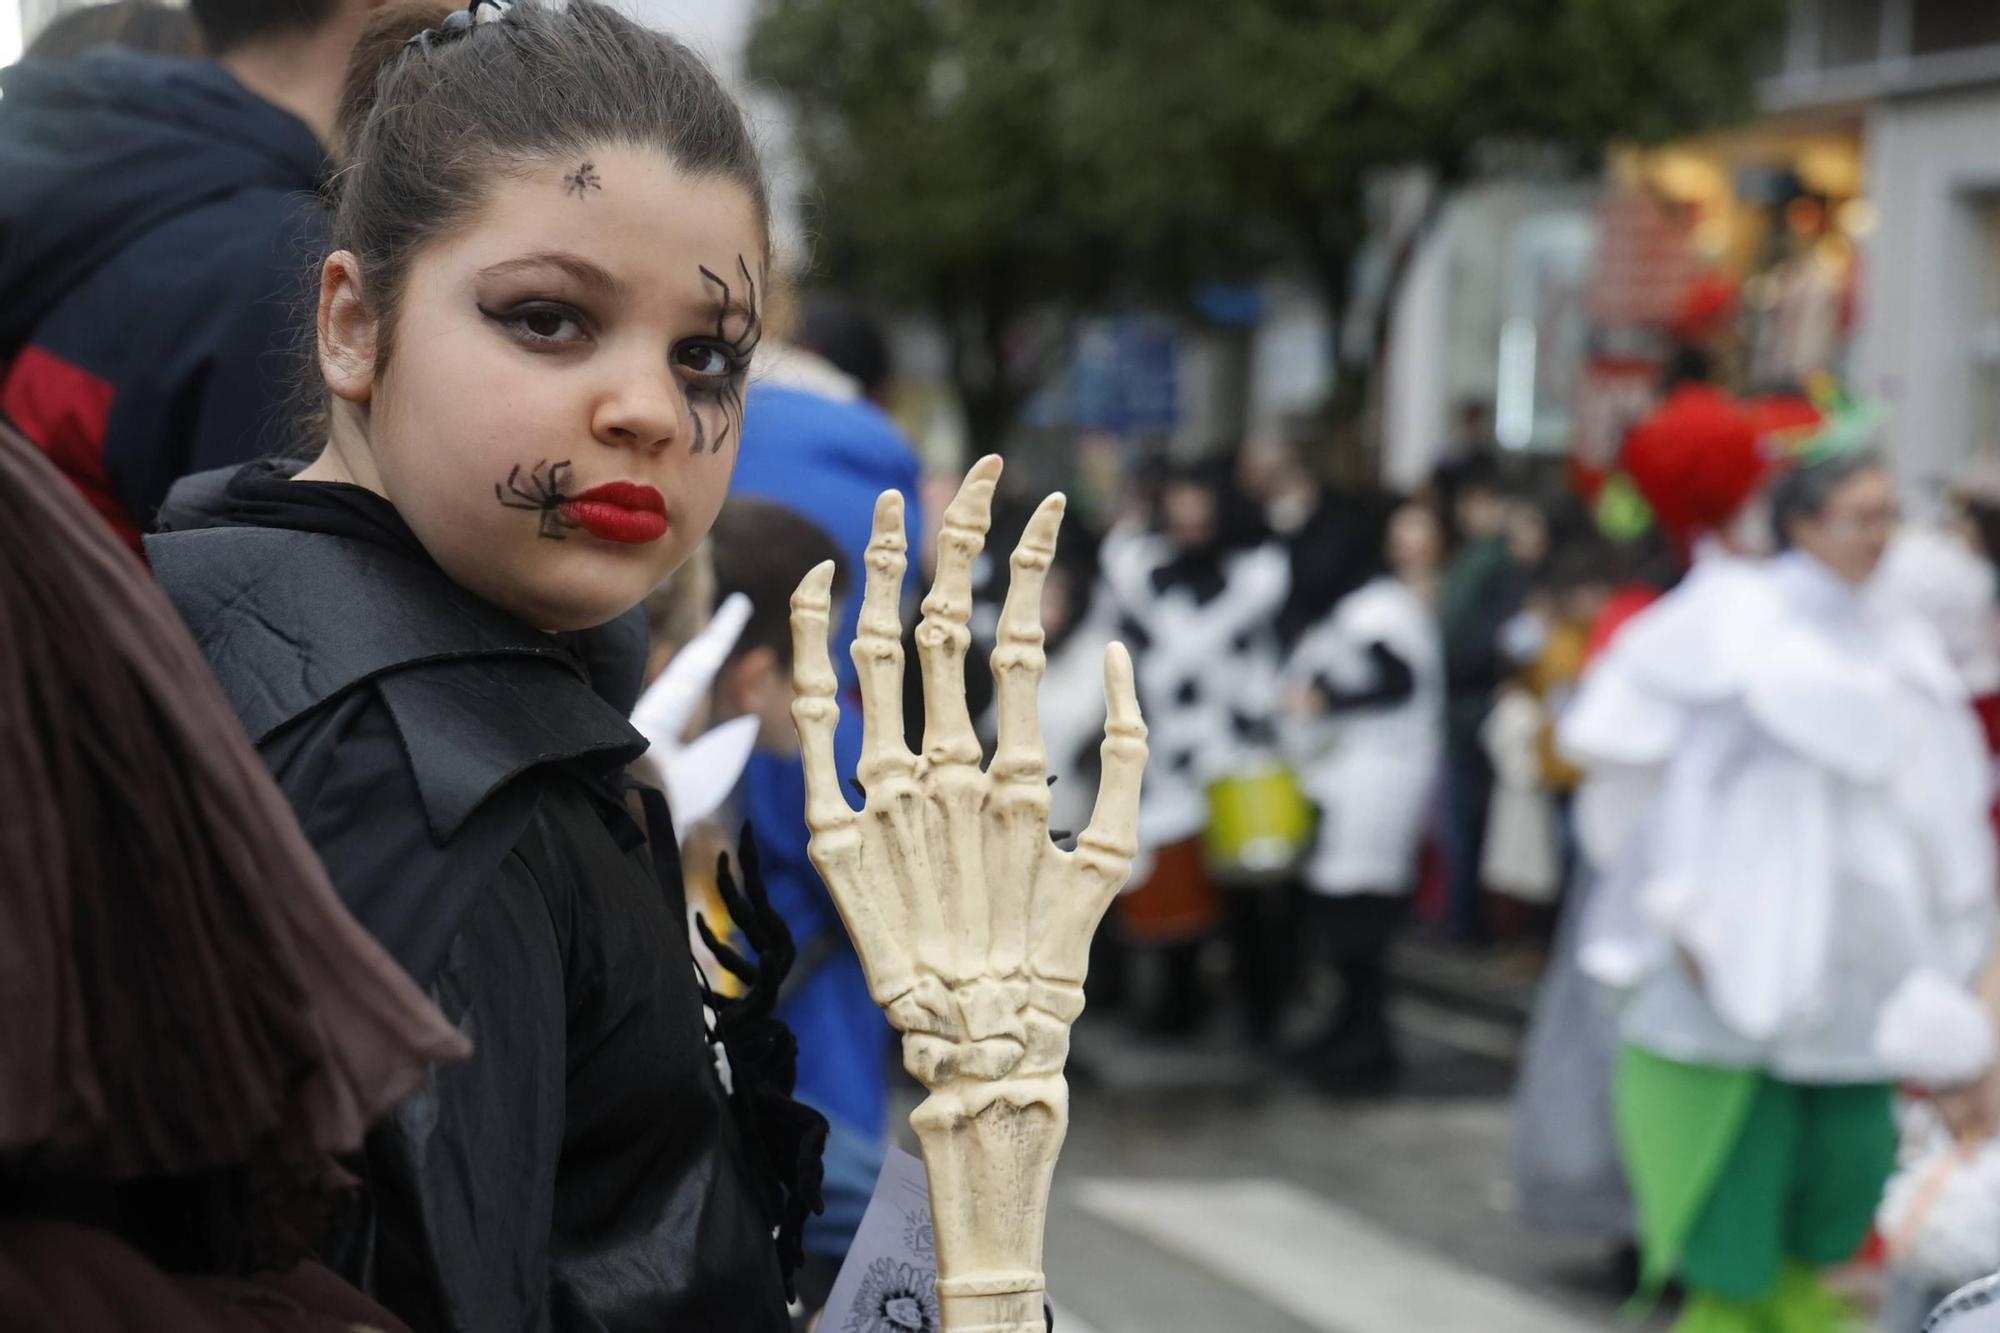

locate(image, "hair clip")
(404, 1), (510, 55)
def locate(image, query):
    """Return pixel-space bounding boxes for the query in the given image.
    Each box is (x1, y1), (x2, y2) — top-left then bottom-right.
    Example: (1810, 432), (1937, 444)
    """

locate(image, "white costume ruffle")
(1561, 548), (1995, 1084)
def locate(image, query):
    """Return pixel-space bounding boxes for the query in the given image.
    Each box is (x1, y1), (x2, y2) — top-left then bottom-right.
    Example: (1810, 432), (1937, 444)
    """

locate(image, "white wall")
(1379, 180), (1596, 489)
(1857, 84), (2000, 490)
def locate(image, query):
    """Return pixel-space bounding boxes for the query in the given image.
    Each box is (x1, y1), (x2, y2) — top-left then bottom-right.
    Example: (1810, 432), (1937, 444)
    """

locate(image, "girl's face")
(318, 146), (765, 631)
(1387, 503), (1443, 576)
(1793, 465), (1901, 585)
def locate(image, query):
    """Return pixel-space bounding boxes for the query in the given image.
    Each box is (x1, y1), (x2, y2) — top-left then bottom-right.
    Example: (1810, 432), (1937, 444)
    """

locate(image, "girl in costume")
(1098, 458), (1290, 1035)
(0, 415), (467, 1331)
(1563, 417), (1999, 1331)
(1278, 494), (1444, 1087)
(148, 4), (821, 1328)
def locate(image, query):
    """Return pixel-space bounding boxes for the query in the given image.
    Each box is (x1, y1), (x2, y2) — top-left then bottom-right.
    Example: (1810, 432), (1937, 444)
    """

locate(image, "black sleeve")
(1314, 640), (1416, 713)
(341, 850), (567, 1333)
(262, 692), (563, 1329)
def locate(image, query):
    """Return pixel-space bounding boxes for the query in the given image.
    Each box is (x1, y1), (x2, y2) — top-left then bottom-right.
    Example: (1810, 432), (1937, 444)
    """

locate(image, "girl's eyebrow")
(476, 250), (625, 297)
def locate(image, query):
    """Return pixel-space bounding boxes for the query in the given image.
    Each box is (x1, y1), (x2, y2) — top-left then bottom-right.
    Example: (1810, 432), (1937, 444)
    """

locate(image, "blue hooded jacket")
(0, 50), (327, 547)
(729, 379), (920, 1193)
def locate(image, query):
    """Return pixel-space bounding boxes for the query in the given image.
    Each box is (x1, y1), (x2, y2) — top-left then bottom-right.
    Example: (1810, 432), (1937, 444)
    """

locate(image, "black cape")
(148, 471), (792, 1333)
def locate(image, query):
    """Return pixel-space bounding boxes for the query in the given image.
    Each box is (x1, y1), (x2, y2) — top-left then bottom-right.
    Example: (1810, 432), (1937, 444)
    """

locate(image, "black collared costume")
(149, 462), (802, 1333)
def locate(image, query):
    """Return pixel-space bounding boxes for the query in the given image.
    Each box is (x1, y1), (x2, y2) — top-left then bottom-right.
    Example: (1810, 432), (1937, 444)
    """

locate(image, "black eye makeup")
(673, 338), (747, 383)
(685, 255), (763, 456)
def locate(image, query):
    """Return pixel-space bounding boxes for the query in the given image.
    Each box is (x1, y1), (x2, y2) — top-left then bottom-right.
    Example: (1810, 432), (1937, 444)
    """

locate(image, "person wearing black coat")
(139, 3), (825, 1328)
(151, 461), (811, 1331)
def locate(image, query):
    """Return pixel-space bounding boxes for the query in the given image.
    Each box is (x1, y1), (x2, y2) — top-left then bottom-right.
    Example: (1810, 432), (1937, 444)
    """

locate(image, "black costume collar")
(148, 471), (647, 842)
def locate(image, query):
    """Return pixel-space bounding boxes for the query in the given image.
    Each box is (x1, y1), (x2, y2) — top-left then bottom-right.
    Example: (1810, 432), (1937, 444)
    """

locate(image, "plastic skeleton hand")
(790, 455), (1145, 1333)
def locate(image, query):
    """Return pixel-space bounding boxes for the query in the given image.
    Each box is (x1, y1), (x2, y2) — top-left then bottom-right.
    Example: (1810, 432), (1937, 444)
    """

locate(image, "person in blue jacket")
(0, 0), (380, 548)
(729, 303), (922, 1310)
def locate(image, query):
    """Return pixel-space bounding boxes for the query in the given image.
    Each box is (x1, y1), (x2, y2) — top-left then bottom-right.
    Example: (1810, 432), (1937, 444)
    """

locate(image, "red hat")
(1621, 383), (1770, 541)
(1743, 391), (1822, 443)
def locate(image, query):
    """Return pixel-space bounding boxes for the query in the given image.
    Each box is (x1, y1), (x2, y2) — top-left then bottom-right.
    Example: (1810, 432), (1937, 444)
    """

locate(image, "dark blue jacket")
(0, 50), (327, 548)
(728, 380), (921, 1148)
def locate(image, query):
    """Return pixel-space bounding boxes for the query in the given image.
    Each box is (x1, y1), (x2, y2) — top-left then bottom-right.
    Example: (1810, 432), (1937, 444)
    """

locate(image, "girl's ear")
(318, 251), (379, 406)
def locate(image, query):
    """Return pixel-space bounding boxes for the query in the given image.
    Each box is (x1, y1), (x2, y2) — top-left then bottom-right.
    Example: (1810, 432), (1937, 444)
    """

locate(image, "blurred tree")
(750, 0), (1787, 460)
(747, 0), (1107, 454)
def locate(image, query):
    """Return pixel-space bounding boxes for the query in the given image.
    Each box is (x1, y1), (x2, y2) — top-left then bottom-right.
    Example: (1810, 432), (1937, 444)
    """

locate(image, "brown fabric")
(0, 418), (468, 1189)
(0, 1220), (411, 1332)
(1115, 836), (1223, 944)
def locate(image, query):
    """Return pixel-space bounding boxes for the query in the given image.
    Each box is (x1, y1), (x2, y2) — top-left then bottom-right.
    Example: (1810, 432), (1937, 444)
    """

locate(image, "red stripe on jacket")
(1, 345), (141, 551)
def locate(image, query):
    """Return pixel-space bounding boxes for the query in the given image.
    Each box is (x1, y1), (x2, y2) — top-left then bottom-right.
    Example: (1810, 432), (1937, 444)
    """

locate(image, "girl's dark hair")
(329, 0), (769, 370)
(1277, 488), (1396, 649)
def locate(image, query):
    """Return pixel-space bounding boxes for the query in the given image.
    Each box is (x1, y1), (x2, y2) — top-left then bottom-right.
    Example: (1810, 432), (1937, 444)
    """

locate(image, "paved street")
(891, 962), (1652, 1333)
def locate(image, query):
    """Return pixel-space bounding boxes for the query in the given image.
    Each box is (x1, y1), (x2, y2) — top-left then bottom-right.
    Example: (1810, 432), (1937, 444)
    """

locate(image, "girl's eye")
(674, 339), (742, 383)
(482, 301), (589, 348)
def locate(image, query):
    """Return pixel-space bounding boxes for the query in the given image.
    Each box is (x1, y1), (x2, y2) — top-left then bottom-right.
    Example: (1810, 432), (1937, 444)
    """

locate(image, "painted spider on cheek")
(495, 459), (580, 540)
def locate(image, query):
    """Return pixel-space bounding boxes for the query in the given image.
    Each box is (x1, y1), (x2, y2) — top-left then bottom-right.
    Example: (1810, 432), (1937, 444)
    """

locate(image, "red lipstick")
(560, 481), (669, 544)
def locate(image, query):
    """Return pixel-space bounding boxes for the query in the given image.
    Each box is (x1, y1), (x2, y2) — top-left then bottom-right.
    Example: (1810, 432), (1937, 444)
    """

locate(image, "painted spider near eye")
(495, 459), (581, 540)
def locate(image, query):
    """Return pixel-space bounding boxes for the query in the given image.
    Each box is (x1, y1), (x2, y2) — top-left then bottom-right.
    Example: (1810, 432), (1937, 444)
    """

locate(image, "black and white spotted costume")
(1097, 524), (1290, 853)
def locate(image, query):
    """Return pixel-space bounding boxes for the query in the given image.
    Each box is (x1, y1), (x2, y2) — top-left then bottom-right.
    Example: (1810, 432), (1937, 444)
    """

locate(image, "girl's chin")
(478, 576), (648, 634)
(445, 542), (670, 632)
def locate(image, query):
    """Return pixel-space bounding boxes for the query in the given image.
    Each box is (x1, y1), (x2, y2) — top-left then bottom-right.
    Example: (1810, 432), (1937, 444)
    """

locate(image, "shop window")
(1818, 0), (1882, 67)
(1912, 0), (2000, 55)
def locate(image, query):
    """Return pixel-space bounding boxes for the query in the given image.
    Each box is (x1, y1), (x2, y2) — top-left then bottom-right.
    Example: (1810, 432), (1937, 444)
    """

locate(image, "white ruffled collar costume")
(1561, 544), (1996, 1085)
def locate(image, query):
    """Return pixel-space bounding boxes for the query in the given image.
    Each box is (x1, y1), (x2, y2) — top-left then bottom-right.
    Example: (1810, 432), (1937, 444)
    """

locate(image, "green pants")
(1614, 1046), (1896, 1303)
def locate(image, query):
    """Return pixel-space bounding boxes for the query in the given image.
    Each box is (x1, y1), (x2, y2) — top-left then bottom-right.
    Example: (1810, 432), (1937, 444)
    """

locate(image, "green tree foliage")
(749, 0), (1788, 455)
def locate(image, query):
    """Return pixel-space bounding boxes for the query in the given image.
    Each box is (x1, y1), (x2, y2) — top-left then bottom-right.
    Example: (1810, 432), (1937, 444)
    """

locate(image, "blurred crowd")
(12, 4), (2000, 1333)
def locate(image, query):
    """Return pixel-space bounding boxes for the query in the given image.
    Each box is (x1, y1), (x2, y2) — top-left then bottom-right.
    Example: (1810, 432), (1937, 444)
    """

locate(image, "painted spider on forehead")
(495, 459), (580, 540)
(689, 256), (762, 456)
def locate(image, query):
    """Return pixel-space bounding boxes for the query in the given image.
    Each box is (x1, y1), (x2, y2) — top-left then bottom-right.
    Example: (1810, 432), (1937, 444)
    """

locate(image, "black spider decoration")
(494, 459), (579, 540)
(564, 161), (602, 197)
(690, 256), (763, 455)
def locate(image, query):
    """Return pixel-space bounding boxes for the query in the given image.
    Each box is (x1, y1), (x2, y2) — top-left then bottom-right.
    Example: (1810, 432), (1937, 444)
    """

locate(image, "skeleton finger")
(990, 491), (1063, 784)
(986, 492), (1065, 977)
(916, 454), (1000, 770)
(1041, 642), (1147, 983)
(792, 559), (918, 1003)
(916, 456), (1001, 980)
(848, 490), (943, 981)
(850, 490), (916, 788)
(790, 561), (852, 835)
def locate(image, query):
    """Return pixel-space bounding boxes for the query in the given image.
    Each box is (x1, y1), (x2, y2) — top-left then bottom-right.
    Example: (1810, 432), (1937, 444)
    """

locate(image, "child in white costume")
(1563, 447), (1998, 1331)
(1280, 498), (1444, 1083)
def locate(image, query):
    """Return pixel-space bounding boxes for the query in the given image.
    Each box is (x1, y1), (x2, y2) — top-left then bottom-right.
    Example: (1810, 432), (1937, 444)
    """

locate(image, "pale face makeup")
(1794, 466), (1900, 585)
(309, 145), (765, 631)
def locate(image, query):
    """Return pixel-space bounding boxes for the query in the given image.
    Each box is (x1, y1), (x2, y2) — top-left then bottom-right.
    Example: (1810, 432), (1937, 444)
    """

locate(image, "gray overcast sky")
(630, 0), (750, 80)
(630, 0), (811, 271)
